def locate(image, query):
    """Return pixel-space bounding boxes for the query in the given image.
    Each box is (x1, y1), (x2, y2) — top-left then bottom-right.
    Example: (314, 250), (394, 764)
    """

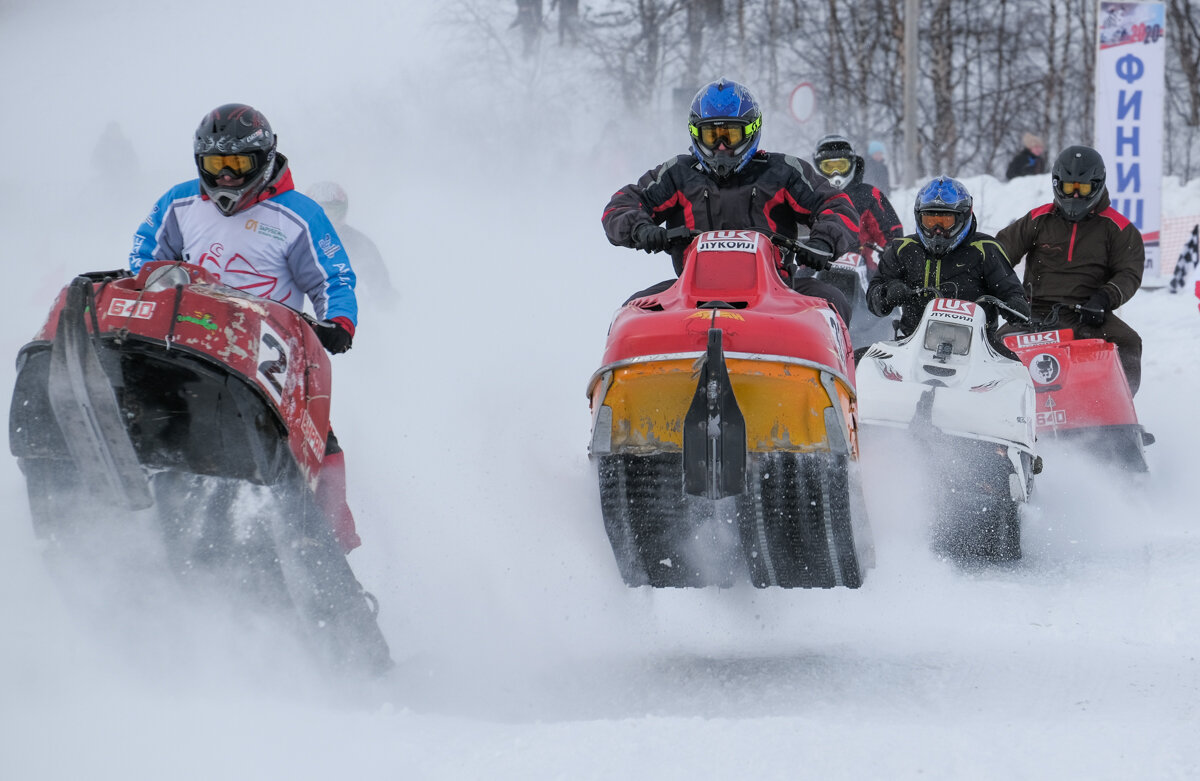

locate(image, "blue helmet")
(688, 80), (762, 179)
(914, 176), (974, 256)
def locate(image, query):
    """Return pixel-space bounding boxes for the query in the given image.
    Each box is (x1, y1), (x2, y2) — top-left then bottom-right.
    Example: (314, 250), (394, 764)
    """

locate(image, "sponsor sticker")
(1016, 330), (1062, 348)
(697, 229), (759, 254)
(1029, 353), (1062, 384)
(931, 299), (978, 317)
(299, 410), (325, 459)
(107, 298), (156, 319)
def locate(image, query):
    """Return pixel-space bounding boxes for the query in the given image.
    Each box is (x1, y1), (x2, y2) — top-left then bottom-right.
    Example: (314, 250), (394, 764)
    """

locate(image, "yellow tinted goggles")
(1060, 180), (1094, 196)
(200, 154), (257, 176)
(818, 158), (853, 176)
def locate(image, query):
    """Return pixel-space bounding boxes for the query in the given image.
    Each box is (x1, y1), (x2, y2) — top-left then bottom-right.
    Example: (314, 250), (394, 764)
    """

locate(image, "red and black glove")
(314, 316), (355, 354)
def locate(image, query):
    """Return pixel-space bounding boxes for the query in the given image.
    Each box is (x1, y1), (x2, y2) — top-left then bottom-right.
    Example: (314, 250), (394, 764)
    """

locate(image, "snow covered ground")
(2, 3), (1199, 779)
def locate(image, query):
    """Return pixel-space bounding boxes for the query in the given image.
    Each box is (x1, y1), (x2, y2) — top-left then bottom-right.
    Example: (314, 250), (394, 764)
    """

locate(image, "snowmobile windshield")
(924, 321), (972, 356)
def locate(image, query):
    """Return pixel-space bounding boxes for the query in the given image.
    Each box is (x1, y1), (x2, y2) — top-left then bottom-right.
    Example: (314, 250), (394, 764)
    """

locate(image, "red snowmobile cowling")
(23, 261), (331, 487)
(601, 229), (855, 378)
(1003, 326), (1149, 471)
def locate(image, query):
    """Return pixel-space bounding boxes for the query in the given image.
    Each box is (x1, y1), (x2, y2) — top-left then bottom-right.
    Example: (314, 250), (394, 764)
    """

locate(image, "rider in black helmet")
(996, 145), (1146, 394)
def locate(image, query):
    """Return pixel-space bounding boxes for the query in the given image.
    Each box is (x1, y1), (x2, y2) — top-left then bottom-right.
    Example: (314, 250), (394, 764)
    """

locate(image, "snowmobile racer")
(812, 134), (903, 272)
(995, 145), (1145, 395)
(867, 176), (1029, 343)
(601, 79), (859, 324)
(131, 103), (363, 552)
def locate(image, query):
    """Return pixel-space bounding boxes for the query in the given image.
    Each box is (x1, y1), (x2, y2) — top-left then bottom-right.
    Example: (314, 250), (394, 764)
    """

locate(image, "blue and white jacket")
(130, 156), (357, 327)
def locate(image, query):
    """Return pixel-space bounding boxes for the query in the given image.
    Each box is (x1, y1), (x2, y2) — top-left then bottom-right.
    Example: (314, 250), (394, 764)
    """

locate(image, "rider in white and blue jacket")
(131, 103), (358, 352)
(130, 103), (364, 553)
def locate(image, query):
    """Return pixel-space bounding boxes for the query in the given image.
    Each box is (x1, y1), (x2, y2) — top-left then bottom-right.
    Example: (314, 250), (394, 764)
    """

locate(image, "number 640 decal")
(257, 322), (289, 402)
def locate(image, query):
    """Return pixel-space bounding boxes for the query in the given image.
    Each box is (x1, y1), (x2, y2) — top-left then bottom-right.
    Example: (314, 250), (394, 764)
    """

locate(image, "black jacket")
(602, 151), (859, 273)
(1005, 147), (1046, 180)
(867, 223), (1029, 337)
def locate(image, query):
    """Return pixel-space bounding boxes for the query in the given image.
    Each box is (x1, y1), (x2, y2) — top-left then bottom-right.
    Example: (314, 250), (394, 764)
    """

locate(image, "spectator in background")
(862, 140), (891, 197)
(306, 181), (398, 308)
(1005, 132), (1046, 180)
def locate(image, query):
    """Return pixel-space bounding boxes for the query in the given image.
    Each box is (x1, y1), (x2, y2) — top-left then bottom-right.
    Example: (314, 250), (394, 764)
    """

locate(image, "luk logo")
(932, 299), (978, 317)
(1030, 353), (1062, 384)
(107, 298), (156, 319)
(1017, 331), (1061, 348)
(698, 229), (759, 254)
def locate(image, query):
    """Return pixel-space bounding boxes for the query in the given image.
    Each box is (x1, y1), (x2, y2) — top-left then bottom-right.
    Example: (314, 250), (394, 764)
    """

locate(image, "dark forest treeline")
(499, 0), (1200, 183)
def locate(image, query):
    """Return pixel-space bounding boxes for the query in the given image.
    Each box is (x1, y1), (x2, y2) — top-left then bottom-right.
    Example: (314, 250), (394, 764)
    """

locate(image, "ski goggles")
(817, 158), (853, 176)
(199, 154), (257, 177)
(691, 117), (760, 149)
(1059, 180), (1094, 196)
(919, 212), (958, 231)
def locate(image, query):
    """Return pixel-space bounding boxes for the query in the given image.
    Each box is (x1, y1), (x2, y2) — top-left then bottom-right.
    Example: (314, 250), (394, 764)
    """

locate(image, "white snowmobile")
(856, 293), (1040, 560)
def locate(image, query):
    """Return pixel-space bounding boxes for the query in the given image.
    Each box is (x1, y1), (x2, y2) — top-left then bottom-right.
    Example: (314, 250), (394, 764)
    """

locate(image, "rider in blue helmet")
(602, 79), (860, 323)
(867, 176), (1028, 338)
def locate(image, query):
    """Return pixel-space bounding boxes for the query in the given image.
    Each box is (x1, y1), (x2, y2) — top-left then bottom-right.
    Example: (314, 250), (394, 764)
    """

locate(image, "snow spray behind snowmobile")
(1002, 306), (1152, 473)
(9, 262), (391, 674)
(857, 295), (1039, 561)
(587, 229), (874, 588)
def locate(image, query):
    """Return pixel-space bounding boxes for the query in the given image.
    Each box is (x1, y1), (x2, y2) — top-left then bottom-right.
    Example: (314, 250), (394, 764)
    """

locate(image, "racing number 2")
(257, 323), (289, 402)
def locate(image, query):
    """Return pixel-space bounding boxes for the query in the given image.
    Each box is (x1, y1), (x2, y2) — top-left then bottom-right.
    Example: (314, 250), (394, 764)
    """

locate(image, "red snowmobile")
(1002, 305), (1152, 473)
(9, 261), (391, 674)
(586, 229), (874, 589)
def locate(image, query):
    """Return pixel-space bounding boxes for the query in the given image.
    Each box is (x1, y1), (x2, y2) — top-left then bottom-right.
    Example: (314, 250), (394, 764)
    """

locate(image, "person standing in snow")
(861, 140), (892, 197)
(130, 102), (364, 553)
(996, 145), (1145, 395)
(867, 176), (1029, 340)
(306, 181), (398, 309)
(1004, 132), (1047, 180)
(812, 134), (904, 274)
(602, 79), (859, 324)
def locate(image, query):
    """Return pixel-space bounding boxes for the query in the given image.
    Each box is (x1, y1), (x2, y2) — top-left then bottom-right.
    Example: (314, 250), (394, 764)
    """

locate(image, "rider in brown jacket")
(996, 145), (1145, 394)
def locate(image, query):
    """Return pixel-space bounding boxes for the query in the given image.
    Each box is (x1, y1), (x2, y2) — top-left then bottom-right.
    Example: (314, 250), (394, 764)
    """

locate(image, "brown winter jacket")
(995, 190), (1144, 310)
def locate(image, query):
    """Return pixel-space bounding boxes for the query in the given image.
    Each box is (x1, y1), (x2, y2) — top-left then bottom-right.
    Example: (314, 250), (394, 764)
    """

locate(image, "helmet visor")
(1059, 180), (1094, 197)
(200, 154), (257, 177)
(818, 158), (853, 176)
(919, 212), (957, 232)
(694, 122), (747, 150)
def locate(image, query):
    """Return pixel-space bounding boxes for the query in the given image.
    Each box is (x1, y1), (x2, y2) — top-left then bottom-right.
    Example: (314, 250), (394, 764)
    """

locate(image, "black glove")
(800, 236), (834, 270)
(1078, 291), (1108, 326)
(313, 318), (354, 354)
(631, 223), (670, 253)
(883, 280), (913, 309)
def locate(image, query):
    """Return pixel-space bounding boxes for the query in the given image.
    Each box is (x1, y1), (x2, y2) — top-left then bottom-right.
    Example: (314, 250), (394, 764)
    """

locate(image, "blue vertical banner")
(1095, 1), (1166, 281)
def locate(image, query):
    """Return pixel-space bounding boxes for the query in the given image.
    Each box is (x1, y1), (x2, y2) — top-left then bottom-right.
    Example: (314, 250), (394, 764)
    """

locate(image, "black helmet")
(813, 134), (859, 190)
(194, 103), (278, 216)
(1052, 145), (1105, 222)
(914, 176), (974, 256)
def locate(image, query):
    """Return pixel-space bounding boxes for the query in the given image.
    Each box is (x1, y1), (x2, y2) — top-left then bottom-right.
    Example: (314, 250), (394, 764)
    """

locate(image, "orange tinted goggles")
(200, 154), (257, 176)
(1060, 180), (1094, 196)
(919, 212), (957, 230)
